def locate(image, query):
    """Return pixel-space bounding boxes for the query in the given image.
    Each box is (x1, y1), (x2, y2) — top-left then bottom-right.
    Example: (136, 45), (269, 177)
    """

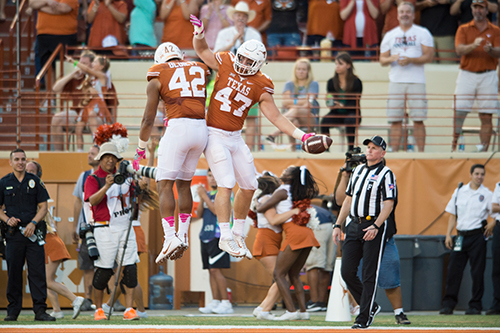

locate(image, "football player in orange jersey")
(190, 15), (315, 259)
(133, 42), (211, 264)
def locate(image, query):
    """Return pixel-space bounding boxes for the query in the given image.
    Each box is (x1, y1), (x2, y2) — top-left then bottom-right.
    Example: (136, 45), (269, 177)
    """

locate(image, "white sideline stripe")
(1, 325), (499, 331)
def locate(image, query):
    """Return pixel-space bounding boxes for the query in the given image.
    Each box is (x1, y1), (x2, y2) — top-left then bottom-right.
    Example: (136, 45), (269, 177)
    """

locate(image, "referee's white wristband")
(138, 139), (148, 150)
(292, 128), (306, 141)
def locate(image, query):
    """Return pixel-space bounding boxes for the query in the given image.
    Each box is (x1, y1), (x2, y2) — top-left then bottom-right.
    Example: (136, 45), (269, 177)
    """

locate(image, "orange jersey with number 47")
(147, 61), (211, 120)
(207, 52), (274, 131)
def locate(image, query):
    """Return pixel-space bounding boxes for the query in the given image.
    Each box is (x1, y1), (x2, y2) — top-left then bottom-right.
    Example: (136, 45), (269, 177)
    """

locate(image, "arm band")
(333, 224), (341, 229)
(294, 99), (297, 105)
(74, 61), (78, 68)
(372, 223), (380, 230)
(292, 128), (306, 141)
(31, 220), (38, 226)
(138, 139), (148, 149)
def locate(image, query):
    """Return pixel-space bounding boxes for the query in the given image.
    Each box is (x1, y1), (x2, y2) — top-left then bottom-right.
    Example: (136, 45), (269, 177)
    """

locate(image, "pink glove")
(133, 147), (146, 171)
(163, 117), (169, 127)
(190, 14), (205, 36)
(301, 132), (316, 142)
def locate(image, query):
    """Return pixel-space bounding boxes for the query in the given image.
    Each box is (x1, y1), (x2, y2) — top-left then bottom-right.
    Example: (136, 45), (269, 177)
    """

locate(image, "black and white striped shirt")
(346, 161), (397, 220)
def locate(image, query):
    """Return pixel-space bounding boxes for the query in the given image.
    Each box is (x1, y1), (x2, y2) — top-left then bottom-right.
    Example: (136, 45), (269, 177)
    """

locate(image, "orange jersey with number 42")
(147, 61), (211, 120)
(207, 52), (274, 131)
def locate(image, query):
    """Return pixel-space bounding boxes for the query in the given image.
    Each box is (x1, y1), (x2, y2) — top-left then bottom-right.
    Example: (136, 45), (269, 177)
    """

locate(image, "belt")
(457, 227), (483, 237)
(473, 70), (495, 74)
(93, 221), (110, 228)
(349, 215), (378, 224)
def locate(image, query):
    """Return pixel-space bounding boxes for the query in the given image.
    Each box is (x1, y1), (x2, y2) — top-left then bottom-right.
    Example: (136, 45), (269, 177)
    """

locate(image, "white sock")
(221, 299), (230, 305)
(394, 308), (403, 315)
(219, 222), (232, 240)
(162, 217), (176, 240)
(177, 213), (191, 239)
(125, 307), (133, 312)
(232, 218), (246, 236)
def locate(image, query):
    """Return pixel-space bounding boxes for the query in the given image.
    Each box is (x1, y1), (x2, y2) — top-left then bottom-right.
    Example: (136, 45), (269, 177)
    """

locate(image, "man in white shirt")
(379, 1), (434, 152)
(213, 1), (261, 53)
(440, 164), (492, 315)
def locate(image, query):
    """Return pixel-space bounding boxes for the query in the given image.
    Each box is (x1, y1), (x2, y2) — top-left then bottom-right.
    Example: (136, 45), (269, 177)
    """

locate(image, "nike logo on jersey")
(228, 77), (251, 96)
(208, 251), (226, 265)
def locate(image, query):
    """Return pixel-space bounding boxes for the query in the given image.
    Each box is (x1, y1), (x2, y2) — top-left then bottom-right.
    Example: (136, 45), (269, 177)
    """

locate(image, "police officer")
(0, 149), (55, 321)
(486, 181), (500, 315)
(332, 135), (397, 329)
(440, 164), (492, 315)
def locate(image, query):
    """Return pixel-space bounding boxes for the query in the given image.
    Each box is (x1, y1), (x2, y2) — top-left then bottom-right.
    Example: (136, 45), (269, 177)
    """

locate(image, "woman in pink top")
(200, 0), (232, 49)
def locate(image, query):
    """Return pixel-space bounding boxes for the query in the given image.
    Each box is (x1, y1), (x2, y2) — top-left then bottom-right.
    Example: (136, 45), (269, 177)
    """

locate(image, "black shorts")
(201, 238), (230, 270)
(78, 240), (95, 271)
(37, 33), (77, 70)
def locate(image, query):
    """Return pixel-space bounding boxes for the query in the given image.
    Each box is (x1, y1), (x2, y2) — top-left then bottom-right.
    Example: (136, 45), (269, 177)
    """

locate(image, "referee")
(333, 135), (397, 329)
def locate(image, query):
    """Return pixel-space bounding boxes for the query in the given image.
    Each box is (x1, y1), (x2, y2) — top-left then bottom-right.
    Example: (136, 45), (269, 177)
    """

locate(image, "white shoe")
(219, 238), (246, 258)
(212, 301), (234, 314)
(72, 296), (85, 319)
(50, 311), (64, 319)
(298, 311), (310, 320)
(156, 236), (183, 264)
(274, 311), (299, 321)
(233, 234), (253, 259)
(170, 233), (189, 260)
(137, 310), (148, 319)
(199, 300), (220, 314)
(102, 302), (113, 316)
(253, 306), (263, 317)
(257, 311), (275, 320)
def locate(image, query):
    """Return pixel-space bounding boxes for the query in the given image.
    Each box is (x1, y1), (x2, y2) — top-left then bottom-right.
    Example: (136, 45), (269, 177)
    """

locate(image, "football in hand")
(301, 135), (333, 154)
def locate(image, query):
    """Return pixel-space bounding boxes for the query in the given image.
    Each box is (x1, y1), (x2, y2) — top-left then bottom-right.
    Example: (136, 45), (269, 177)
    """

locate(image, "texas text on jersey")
(207, 52), (274, 132)
(147, 61), (211, 120)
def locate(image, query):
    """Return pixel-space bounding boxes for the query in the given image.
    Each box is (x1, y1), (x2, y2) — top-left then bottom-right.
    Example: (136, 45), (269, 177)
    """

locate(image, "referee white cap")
(363, 135), (387, 151)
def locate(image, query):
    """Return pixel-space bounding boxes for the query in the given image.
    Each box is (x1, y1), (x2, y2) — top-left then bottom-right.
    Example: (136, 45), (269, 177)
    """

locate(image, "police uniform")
(442, 182), (492, 313)
(489, 182), (500, 314)
(341, 159), (397, 327)
(0, 172), (50, 318)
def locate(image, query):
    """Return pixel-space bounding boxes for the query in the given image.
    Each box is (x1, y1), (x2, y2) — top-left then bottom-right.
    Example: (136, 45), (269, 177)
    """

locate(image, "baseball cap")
(95, 142), (123, 161)
(472, 0), (487, 7)
(363, 135), (387, 150)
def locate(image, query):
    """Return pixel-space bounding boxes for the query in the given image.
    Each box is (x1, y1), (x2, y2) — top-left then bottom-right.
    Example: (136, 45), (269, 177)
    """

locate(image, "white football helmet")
(234, 40), (267, 76)
(154, 42), (184, 64)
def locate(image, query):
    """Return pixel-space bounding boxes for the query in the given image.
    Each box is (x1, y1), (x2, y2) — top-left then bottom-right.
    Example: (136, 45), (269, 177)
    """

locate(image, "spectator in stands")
(380, 0), (416, 37)
(87, 0), (128, 48)
(65, 54), (113, 151)
(200, 0), (232, 50)
(0, 0), (6, 22)
(340, 0), (380, 58)
(129, 0), (158, 48)
(452, 0), (500, 152)
(25, 161), (85, 320)
(304, 205), (337, 313)
(306, 0), (344, 50)
(450, 0), (497, 25)
(230, 0), (271, 42)
(320, 52), (362, 151)
(31, 0), (79, 83)
(266, 0), (307, 55)
(51, 50), (96, 151)
(416, 0), (458, 63)
(214, 1), (261, 52)
(159, 0), (202, 49)
(266, 58), (319, 151)
(379, 2), (434, 152)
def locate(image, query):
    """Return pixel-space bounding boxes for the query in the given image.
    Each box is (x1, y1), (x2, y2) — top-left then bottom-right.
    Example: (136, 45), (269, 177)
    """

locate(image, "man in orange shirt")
(190, 15), (315, 259)
(134, 42), (211, 264)
(452, 0), (500, 152)
(87, 0), (128, 48)
(31, 0), (79, 79)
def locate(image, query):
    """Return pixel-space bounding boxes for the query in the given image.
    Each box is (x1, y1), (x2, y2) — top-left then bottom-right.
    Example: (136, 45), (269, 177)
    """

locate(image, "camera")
(114, 160), (131, 185)
(114, 160), (158, 185)
(79, 224), (99, 261)
(345, 147), (366, 172)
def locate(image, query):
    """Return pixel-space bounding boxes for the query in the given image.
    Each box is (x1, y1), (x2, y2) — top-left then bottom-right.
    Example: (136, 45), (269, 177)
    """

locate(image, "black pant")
(5, 231), (48, 316)
(442, 233), (486, 310)
(341, 220), (386, 325)
(491, 222), (500, 310)
(320, 109), (360, 151)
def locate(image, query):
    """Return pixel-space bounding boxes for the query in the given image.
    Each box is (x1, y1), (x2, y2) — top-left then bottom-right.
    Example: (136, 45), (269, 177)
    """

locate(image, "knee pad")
(121, 264), (138, 289)
(454, 111), (469, 134)
(93, 268), (114, 291)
